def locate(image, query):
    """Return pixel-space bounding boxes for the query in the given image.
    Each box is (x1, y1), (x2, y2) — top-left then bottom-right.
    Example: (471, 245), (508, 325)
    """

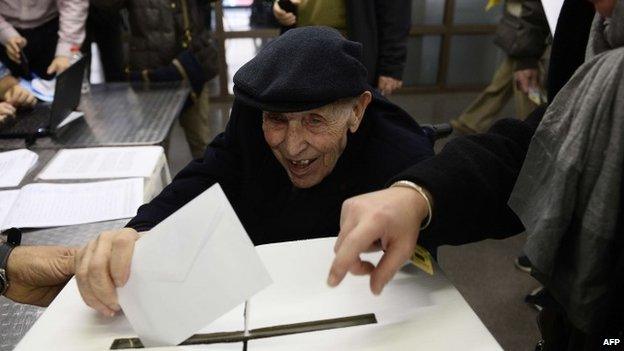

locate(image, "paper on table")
(0, 149), (38, 188)
(2, 178), (143, 230)
(541, 0), (564, 35)
(19, 77), (55, 102)
(56, 111), (84, 129)
(38, 146), (164, 180)
(118, 183), (272, 347)
(0, 190), (19, 229)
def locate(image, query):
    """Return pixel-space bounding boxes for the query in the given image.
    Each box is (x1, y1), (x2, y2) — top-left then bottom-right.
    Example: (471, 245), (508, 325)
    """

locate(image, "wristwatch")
(0, 228), (22, 296)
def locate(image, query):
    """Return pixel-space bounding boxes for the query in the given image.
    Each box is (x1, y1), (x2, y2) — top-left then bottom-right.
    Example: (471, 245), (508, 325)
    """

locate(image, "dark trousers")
(84, 6), (124, 82)
(0, 17), (59, 80)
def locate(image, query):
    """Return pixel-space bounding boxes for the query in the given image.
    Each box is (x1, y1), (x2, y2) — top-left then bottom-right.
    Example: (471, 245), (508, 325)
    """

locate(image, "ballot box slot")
(110, 313), (377, 349)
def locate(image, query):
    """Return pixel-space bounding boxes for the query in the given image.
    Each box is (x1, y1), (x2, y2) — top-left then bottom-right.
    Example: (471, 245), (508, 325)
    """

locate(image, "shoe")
(525, 286), (545, 312)
(515, 255), (532, 273)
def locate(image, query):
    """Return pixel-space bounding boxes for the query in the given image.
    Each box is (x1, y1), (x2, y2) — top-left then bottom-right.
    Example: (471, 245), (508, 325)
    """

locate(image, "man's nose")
(284, 122), (307, 156)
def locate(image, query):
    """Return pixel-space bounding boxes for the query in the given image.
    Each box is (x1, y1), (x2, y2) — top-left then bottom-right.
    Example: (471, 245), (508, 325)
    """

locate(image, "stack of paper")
(0, 149), (38, 188)
(38, 146), (164, 180)
(0, 178), (144, 230)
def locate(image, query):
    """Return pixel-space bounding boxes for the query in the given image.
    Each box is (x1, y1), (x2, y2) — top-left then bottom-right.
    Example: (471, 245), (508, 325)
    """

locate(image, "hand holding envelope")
(75, 184), (273, 347)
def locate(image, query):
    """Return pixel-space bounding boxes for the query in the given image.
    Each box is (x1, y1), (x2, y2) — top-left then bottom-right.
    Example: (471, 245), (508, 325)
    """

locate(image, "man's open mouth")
(287, 158), (318, 175)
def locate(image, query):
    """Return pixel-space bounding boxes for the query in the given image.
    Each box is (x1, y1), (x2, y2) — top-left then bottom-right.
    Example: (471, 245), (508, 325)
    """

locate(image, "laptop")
(0, 56), (86, 140)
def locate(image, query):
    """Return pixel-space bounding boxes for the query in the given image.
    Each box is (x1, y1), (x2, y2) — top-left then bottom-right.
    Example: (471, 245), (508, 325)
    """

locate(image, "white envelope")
(118, 183), (273, 347)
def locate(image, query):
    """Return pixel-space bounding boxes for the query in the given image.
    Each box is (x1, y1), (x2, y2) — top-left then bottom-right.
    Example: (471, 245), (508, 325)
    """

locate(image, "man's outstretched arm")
(329, 106), (545, 294)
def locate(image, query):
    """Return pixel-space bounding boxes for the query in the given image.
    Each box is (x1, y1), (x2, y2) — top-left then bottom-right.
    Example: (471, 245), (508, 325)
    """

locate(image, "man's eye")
(266, 115), (286, 123)
(307, 116), (324, 125)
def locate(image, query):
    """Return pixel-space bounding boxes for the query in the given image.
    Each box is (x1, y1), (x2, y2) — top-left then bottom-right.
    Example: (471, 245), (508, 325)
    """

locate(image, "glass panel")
(411, 0), (445, 25)
(223, 7), (253, 31)
(453, 0), (502, 24)
(403, 36), (441, 86)
(226, 38), (274, 93)
(446, 34), (504, 85)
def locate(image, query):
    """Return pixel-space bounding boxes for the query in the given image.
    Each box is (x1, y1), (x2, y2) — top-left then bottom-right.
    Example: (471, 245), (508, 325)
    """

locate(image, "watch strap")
(0, 228), (22, 295)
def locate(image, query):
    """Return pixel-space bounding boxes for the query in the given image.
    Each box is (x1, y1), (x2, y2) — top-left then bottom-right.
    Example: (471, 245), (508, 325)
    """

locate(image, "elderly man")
(73, 26), (433, 316)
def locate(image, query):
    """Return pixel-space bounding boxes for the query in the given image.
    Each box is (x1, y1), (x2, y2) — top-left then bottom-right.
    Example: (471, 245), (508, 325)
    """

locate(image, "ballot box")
(14, 238), (501, 351)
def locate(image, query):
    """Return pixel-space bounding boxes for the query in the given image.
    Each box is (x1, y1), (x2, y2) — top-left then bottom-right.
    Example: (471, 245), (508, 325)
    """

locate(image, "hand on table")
(5, 36), (26, 64)
(0, 102), (16, 123)
(377, 76), (402, 96)
(47, 56), (70, 76)
(5, 246), (77, 306)
(75, 228), (140, 316)
(4, 85), (36, 108)
(273, 0), (300, 26)
(327, 186), (429, 295)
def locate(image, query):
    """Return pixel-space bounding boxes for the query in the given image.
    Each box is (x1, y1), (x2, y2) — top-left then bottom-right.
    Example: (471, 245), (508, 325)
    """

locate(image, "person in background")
(92, 0), (219, 158)
(83, 3), (125, 82)
(0, 63), (37, 123)
(450, 0), (550, 134)
(0, 0), (88, 80)
(273, 0), (411, 96)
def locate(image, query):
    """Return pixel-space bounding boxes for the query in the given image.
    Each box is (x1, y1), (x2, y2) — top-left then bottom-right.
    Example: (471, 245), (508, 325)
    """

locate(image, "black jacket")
(127, 93), (433, 245)
(281, 0), (411, 84)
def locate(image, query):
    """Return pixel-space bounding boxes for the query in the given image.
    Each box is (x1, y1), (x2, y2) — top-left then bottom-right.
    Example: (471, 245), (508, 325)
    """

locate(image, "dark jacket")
(127, 93), (433, 245)
(281, 0), (411, 84)
(494, 0), (550, 70)
(92, 0), (218, 81)
(392, 1), (623, 348)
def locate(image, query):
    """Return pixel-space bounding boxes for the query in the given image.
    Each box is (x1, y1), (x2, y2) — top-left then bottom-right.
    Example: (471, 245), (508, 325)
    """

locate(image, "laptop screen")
(49, 56), (86, 129)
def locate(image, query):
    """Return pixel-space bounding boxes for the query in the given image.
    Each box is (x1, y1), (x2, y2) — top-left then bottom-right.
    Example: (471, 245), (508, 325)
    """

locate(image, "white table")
(14, 238), (501, 351)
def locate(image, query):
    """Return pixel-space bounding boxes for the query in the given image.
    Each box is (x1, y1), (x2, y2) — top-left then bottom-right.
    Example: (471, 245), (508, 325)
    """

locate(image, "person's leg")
(87, 6), (124, 82)
(452, 57), (514, 134)
(21, 18), (60, 80)
(179, 83), (212, 158)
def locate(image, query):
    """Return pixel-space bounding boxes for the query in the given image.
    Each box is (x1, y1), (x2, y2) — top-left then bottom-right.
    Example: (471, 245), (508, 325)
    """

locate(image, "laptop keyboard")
(0, 104), (50, 135)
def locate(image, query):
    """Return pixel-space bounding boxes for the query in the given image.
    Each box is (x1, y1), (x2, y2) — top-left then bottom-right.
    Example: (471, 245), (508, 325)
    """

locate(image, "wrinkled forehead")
(262, 101), (346, 119)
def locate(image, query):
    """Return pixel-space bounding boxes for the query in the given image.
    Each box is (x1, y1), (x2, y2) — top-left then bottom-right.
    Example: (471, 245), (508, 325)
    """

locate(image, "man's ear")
(348, 91), (372, 133)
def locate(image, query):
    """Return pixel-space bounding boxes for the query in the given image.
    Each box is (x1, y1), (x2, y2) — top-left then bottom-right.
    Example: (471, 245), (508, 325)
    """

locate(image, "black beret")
(233, 26), (369, 112)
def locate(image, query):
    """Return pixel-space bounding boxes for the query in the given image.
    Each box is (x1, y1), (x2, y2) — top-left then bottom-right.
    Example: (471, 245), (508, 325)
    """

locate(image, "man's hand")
(328, 187), (430, 295)
(4, 85), (36, 108)
(377, 76), (403, 96)
(47, 56), (71, 76)
(5, 36), (26, 64)
(5, 246), (77, 307)
(514, 68), (539, 94)
(75, 228), (140, 316)
(273, 0), (300, 26)
(0, 102), (16, 123)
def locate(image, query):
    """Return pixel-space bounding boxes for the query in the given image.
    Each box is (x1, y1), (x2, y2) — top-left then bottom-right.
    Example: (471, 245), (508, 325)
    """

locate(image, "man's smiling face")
(262, 93), (370, 188)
